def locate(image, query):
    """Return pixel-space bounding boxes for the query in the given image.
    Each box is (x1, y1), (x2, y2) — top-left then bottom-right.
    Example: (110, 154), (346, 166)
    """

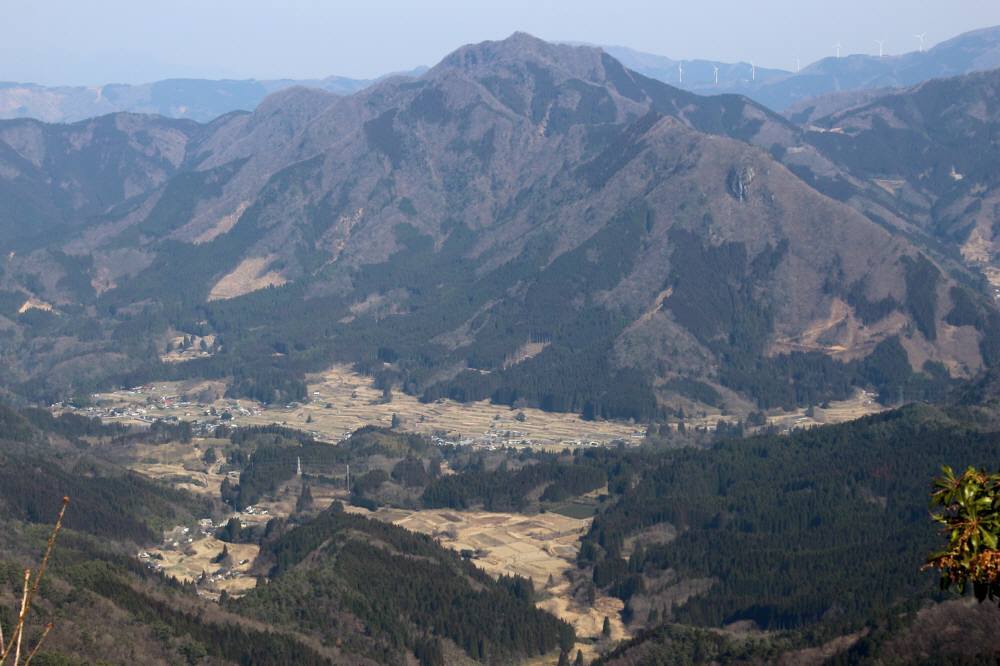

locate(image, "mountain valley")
(1, 33), (995, 424)
(1, 20), (1000, 666)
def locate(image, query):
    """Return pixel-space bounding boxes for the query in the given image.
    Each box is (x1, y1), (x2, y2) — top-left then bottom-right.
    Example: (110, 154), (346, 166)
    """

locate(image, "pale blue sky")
(3, 0), (999, 85)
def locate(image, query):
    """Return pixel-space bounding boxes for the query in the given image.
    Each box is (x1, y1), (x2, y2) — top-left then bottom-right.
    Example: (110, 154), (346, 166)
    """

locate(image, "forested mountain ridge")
(237, 504), (574, 663)
(0, 404), (572, 664)
(0, 33), (994, 419)
(580, 401), (1000, 662)
(0, 112), (205, 249)
(802, 68), (1000, 282)
(203, 388), (1000, 662)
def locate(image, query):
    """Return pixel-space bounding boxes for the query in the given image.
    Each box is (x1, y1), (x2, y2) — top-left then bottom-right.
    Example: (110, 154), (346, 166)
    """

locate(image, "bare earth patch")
(160, 334), (216, 364)
(194, 202), (249, 244)
(18, 297), (52, 314)
(502, 340), (551, 369)
(208, 255), (286, 301)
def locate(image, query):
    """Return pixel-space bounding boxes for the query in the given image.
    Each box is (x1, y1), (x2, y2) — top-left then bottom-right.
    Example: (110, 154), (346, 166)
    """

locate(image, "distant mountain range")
(0, 68), (427, 123)
(606, 25), (1000, 110)
(0, 26), (996, 125)
(0, 32), (995, 418)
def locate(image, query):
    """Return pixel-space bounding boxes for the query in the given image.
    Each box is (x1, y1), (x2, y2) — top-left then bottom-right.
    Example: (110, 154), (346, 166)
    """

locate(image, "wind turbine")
(834, 41), (842, 58)
(914, 32), (926, 52)
(750, 61), (756, 81)
(874, 39), (885, 58)
(795, 57), (801, 73)
(678, 62), (683, 84)
(713, 65), (719, 85)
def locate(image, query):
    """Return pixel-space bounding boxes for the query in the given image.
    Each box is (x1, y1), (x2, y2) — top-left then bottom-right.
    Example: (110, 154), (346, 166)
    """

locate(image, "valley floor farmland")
(132, 453), (626, 661)
(62, 364), (886, 663)
(68, 364), (887, 452)
(73, 364), (646, 449)
(346, 505), (628, 660)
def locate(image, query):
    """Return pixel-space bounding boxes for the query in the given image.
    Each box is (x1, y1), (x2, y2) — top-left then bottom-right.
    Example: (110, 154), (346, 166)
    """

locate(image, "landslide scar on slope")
(193, 202), (249, 244)
(207, 255), (286, 301)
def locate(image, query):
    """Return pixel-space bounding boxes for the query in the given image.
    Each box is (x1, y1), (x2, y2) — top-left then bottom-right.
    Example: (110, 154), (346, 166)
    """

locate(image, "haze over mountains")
(0, 31), (996, 421)
(2, 25), (997, 124)
(611, 24), (1000, 110)
(0, 68), (427, 123)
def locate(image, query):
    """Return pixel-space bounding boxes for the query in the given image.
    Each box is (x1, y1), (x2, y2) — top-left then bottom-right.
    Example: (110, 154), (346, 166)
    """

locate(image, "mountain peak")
(430, 32), (604, 80)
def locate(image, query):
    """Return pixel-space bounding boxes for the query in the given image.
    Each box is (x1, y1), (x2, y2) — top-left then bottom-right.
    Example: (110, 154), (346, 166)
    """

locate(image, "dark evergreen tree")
(296, 482), (314, 513)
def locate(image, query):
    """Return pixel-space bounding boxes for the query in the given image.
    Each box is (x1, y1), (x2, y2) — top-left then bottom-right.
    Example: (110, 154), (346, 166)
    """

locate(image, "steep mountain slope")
(0, 113), (204, 249)
(585, 402), (1000, 663)
(237, 504), (573, 663)
(0, 69), (426, 123)
(804, 69), (999, 259)
(0, 405), (568, 665)
(788, 67), (1000, 354)
(0, 34), (991, 417)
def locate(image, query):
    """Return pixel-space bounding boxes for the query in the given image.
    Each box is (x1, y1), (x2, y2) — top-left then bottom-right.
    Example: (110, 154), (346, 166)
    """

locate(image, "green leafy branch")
(924, 466), (1000, 605)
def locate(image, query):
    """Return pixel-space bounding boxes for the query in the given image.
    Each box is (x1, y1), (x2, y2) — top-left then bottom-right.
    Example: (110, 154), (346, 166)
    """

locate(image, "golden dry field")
(676, 388), (886, 432)
(77, 364), (645, 449)
(346, 505), (627, 660)
(144, 532), (260, 599)
(127, 438), (232, 496)
(74, 364), (884, 449)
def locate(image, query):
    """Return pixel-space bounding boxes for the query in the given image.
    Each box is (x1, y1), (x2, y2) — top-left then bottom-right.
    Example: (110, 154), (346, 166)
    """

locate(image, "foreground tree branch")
(924, 467), (1000, 605)
(0, 496), (69, 665)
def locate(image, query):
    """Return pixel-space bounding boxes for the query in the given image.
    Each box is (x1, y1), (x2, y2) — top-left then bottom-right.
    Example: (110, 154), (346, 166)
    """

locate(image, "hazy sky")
(3, 0), (999, 85)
